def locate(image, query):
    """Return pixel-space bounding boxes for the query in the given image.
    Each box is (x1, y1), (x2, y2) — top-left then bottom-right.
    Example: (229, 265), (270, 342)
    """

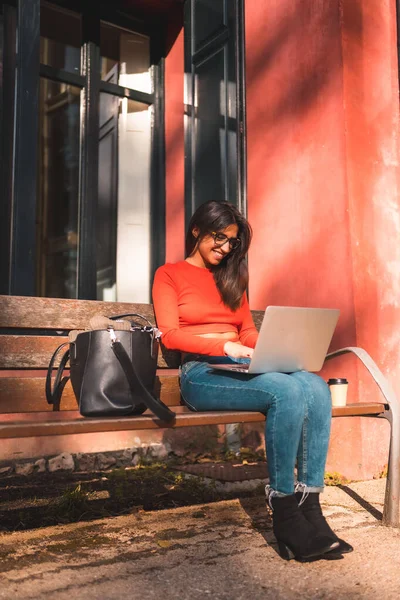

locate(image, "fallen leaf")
(156, 540), (172, 548)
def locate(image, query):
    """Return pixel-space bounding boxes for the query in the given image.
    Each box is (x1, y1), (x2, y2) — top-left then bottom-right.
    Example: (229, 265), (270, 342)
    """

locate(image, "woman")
(152, 201), (352, 562)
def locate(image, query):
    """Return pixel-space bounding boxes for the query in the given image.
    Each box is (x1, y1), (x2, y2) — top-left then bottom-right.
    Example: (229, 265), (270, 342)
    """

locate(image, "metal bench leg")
(326, 347), (400, 527)
(382, 411), (400, 526)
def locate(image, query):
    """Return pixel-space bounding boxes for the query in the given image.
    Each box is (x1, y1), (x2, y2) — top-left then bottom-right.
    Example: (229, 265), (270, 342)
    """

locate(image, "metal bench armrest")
(325, 347), (399, 410)
(326, 346), (400, 526)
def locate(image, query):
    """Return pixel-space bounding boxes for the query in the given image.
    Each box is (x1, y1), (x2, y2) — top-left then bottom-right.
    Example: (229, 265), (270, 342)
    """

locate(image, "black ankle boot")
(295, 491), (353, 555)
(269, 494), (339, 562)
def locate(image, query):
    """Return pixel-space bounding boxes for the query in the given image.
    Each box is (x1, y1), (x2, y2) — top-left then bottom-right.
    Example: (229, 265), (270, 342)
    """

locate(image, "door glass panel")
(40, 3), (81, 73)
(100, 23), (151, 94)
(97, 90), (119, 302)
(97, 95), (152, 302)
(194, 0), (224, 50)
(193, 47), (226, 209)
(36, 79), (80, 298)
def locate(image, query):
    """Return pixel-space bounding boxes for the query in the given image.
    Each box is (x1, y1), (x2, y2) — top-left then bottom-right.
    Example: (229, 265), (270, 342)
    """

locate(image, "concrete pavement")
(0, 478), (399, 599)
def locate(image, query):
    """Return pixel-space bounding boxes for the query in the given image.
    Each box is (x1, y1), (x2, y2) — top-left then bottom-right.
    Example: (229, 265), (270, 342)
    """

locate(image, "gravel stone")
(48, 453), (75, 472)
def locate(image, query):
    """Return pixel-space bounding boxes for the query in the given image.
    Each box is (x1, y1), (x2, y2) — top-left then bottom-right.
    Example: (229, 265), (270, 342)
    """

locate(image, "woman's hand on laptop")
(223, 342), (254, 359)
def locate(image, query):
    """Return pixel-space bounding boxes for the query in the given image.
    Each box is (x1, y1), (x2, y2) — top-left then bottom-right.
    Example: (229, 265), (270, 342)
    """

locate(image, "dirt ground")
(0, 479), (399, 600)
(0, 462), (266, 533)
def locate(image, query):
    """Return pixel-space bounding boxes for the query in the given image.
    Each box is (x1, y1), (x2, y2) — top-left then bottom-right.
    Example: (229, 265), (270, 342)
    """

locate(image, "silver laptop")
(208, 306), (340, 374)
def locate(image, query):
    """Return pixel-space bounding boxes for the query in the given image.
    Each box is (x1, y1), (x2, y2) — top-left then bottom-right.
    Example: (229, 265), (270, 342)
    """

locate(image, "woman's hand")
(223, 341), (254, 359)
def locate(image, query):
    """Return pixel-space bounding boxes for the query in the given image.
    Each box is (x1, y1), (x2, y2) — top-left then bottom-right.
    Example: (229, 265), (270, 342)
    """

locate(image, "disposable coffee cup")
(328, 378), (348, 407)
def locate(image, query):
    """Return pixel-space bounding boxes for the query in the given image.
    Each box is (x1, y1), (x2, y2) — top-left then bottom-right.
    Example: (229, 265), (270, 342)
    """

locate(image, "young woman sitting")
(152, 201), (353, 562)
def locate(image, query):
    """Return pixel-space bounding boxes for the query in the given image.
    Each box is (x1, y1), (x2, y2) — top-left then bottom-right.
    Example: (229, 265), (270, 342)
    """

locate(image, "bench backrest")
(0, 295), (264, 414)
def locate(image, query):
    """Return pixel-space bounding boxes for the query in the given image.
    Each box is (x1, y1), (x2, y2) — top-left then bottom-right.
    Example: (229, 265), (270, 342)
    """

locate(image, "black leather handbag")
(45, 313), (175, 422)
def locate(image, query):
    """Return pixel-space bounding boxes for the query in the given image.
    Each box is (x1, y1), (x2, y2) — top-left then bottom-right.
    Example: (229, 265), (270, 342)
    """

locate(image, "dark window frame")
(184, 0), (247, 228)
(0, 0), (166, 299)
(0, 2), (17, 295)
(7, 0), (40, 296)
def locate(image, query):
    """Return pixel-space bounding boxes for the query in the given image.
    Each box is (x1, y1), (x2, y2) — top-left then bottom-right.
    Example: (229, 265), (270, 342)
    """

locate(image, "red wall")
(162, 0), (399, 479)
(245, 0), (398, 479)
(150, 0), (400, 480)
(338, 0), (400, 476)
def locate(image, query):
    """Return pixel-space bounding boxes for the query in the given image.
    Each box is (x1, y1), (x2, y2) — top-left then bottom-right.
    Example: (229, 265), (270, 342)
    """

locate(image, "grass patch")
(374, 464), (388, 479)
(0, 462), (265, 533)
(49, 484), (100, 523)
(105, 464), (219, 511)
(324, 471), (350, 486)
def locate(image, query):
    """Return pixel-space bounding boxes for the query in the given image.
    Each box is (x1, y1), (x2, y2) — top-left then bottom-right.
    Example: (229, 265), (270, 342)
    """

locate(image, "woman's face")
(190, 223), (239, 268)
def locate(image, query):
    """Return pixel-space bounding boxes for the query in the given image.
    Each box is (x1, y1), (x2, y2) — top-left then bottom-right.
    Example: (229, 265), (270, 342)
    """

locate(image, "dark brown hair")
(185, 201), (252, 310)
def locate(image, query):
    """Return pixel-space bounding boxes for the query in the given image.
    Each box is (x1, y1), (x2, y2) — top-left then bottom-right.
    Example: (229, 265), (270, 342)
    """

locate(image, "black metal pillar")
(10, 0), (40, 296)
(0, 4), (17, 294)
(236, 0), (247, 217)
(77, 6), (100, 299)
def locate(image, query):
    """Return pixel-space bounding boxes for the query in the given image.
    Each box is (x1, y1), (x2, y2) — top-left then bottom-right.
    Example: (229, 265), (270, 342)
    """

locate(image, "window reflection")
(36, 79), (80, 298)
(40, 3), (81, 73)
(97, 95), (152, 302)
(100, 23), (151, 93)
(194, 49), (226, 208)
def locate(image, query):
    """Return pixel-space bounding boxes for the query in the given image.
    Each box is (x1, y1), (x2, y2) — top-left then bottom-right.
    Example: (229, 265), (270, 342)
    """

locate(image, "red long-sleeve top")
(152, 260), (259, 356)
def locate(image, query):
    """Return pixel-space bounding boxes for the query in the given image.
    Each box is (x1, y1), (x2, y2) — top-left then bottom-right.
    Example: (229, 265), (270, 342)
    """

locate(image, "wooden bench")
(0, 295), (399, 526)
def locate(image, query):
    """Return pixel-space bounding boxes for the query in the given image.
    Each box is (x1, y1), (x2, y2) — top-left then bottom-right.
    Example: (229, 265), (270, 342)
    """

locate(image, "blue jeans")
(180, 356), (332, 495)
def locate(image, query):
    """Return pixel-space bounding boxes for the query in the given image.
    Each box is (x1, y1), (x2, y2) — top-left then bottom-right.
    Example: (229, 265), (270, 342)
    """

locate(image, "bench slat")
(0, 295), (265, 331)
(0, 372), (181, 412)
(0, 369), (387, 418)
(0, 410), (267, 438)
(0, 335), (68, 369)
(0, 403), (386, 439)
(0, 296), (156, 330)
(331, 402), (387, 417)
(0, 335), (170, 369)
(0, 405), (194, 421)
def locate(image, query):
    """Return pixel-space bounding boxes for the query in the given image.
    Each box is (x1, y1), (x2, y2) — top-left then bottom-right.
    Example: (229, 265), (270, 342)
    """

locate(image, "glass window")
(40, 3), (81, 73)
(185, 0), (241, 214)
(4, 0), (161, 299)
(193, 48), (226, 208)
(100, 22), (151, 94)
(36, 79), (81, 298)
(98, 94), (152, 302)
(194, 0), (224, 50)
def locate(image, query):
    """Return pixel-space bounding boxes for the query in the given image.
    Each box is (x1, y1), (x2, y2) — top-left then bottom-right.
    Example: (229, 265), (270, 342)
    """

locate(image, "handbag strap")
(109, 313), (154, 328)
(45, 342), (70, 411)
(111, 339), (176, 423)
(109, 313), (160, 358)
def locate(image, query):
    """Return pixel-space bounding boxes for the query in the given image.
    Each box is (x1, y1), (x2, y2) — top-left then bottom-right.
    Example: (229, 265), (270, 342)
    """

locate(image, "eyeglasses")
(210, 231), (241, 251)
